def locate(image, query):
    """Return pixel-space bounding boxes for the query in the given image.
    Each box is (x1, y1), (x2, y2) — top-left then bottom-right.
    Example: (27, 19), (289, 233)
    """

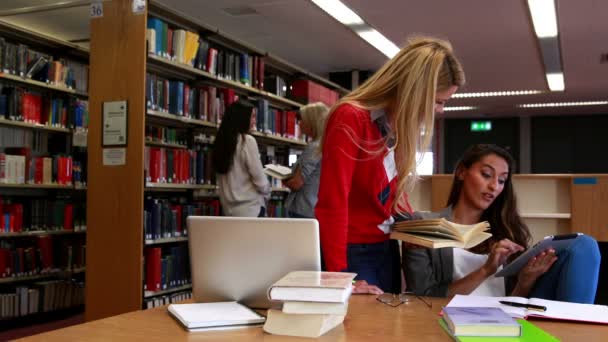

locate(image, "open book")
(447, 294), (608, 324)
(390, 218), (491, 249)
(264, 164), (294, 180)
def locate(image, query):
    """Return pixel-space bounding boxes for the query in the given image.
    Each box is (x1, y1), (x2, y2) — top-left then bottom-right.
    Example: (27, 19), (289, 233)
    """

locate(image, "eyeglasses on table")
(376, 291), (432, 308)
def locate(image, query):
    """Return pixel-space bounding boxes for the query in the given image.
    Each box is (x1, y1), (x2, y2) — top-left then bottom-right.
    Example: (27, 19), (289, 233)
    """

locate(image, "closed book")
(267, 271), (356, 303)
(168, 301), (265, 331)
(438, 318), (558, 342)
(443, 307), (520, 337)
(282, 301), (348, 315)
(263, 309), (344, 338)
(390, 218), (491, 249)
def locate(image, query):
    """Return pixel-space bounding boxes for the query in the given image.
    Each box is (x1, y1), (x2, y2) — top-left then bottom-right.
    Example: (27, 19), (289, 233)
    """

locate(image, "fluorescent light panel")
(443, 106), (477, 111)
(546, 72), (565, 91)
(518, 101), (608, 108)
(452, 90), (543, 98)
(355, 28), (400, 58)
(310, 0), (364, 25)
(310, 0), (399, 58)
(527, 0), (558, 38)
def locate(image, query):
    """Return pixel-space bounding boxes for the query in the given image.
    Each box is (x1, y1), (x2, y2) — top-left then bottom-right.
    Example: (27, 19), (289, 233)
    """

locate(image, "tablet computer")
(494, 233), (583, 277)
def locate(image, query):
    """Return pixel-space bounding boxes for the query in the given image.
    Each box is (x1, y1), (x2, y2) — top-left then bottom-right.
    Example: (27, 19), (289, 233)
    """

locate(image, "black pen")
(499, 301), (547, 312)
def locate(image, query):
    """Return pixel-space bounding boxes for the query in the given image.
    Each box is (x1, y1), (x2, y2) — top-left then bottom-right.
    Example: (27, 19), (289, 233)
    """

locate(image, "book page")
(271, 271), (356, 289)
(528, 298), (608, 323)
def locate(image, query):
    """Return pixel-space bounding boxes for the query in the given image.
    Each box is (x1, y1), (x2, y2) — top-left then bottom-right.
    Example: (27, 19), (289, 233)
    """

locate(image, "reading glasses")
(376, 292), (432, 308)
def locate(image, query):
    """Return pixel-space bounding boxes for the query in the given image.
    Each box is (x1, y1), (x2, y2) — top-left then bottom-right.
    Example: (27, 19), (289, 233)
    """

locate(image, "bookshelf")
(0, 20), (89, 324)
(86, 0), (343, 321)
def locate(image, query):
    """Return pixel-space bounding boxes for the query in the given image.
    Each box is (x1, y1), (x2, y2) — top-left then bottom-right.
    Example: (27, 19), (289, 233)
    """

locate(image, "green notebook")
(438, 318), (559, 342)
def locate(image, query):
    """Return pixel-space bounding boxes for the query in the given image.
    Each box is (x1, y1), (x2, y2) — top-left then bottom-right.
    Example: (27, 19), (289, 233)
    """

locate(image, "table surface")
(16, 295), (608, 341)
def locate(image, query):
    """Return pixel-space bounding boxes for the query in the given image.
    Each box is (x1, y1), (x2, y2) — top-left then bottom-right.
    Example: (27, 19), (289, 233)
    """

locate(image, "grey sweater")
(401, 208), (514, 297)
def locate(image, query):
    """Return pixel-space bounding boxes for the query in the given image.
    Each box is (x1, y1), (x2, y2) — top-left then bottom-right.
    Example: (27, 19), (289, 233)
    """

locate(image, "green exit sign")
(471, 121), (492, 132)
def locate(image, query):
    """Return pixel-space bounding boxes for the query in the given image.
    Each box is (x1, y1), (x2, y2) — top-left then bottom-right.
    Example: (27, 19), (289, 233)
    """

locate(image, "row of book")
(144, 290), (191, 310)
(146, 125), (187, 146)
(146, 73), (237, 123)
(0, 280), (84, 319)
(0, 152), (77, 185)
(254, 99), (301, 139)
(144, 197), (220, 241)
(144, 146), (214, 185)
(0, 38), (89, 93)
(0, 128), (48, 154)
(267, 199), (288, 218)
(0, 85), (89, 129)
(0, 197), (86, 233)
(0, 237), (85, 278)
(144, 245), (190, 293)
(146, 17), (266, 89)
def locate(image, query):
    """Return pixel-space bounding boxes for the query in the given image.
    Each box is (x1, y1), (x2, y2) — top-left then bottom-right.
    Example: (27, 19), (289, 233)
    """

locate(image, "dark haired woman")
(213, 100), (269, 217)
(402, 144), (600, 303)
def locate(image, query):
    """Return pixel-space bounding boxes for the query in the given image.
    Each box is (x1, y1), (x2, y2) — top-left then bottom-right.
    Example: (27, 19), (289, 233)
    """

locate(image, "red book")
(34, 157), (43, 184)
(57, 156), (65, 185)
(275, 110), (283, 136)
(0, 248), (9, 277)
(145, 248), (162, 292)
(198, 87), (207, 121)
(9, 203), (23, 233)
(150, 148), (160, 183)
(37, 236), (54, 270)
(171, 205), (183, 235)
(167, 28), (174, 58)
(63, 203), (74, 230)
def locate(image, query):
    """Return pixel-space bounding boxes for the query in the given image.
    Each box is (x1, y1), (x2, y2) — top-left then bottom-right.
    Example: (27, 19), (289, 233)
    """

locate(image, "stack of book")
(263, 271), (356, 338)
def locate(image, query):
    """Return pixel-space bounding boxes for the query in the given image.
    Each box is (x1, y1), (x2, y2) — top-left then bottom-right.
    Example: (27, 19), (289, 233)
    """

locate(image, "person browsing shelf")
(315, 37), (465, 294)
(402, 144), (601, 303)
(284, 102), (330, 218)
(213, 100), (270, 217)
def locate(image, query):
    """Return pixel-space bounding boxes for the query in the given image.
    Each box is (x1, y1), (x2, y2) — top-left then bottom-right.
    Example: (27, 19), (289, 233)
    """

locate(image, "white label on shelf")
(90, 2), (103, 18)
(103, 148), (126, 166)
(73, 130), (88, 147)
(132, 0), (145, 14)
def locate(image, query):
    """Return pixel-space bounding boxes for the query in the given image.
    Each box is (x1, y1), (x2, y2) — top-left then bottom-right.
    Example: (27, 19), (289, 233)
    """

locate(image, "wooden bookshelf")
(0, 183), (74, 189)
(144, 236), (188, 245)
(0, 72), (88, 97)
(86, 0), (344, 321)
(145, 140), (188, 149)
(143, 284), (192, 299)
(0, 267), (85, 285)
(0, 230), (86, 238)
(0, 117), (71, 133)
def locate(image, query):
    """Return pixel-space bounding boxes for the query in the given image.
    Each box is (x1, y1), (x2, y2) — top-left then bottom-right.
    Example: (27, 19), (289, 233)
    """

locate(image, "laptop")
(187, 216), (321, 309)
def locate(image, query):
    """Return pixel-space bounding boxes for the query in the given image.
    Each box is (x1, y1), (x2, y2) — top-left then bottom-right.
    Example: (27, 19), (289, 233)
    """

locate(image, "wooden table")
(16, 295), (608, 341)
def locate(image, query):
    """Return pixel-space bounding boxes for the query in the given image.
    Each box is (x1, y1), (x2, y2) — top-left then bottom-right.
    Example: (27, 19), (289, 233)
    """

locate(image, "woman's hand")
(352, 280), (384, 295)
(518, 249), (557, 287)
(481, 239), (524, 275)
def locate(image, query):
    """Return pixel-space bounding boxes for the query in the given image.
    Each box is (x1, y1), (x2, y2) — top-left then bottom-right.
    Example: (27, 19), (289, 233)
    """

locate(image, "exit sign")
(471, 121), (492, 132)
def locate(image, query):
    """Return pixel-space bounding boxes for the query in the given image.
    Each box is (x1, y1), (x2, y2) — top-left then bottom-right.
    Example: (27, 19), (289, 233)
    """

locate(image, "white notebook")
(168, 301), (265, 331)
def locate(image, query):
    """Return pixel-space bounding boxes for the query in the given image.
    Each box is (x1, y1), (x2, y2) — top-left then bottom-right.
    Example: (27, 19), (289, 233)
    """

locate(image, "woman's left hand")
(518, 249), (557, 286)
(352, 280), (384, 295)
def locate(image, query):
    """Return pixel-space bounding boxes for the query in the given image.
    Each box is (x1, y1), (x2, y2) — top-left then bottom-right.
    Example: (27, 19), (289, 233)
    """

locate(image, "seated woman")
(402, 144), (601, 303)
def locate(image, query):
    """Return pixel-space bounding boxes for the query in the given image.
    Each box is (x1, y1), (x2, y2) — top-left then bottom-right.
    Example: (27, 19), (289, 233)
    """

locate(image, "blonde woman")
(315, 37), (465, 294)
(284, 103), (330, 218)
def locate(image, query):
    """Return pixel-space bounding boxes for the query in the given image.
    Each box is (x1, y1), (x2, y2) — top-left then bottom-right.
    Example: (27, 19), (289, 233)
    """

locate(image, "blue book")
(443, 307), (520, 337)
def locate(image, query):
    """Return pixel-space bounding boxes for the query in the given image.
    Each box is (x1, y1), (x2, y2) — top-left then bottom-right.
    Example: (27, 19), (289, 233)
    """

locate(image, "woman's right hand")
(481, 239), (524, 275)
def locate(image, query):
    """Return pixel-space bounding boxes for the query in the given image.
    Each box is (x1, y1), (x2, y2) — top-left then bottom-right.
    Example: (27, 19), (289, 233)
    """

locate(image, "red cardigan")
(315, 103), (412, 272)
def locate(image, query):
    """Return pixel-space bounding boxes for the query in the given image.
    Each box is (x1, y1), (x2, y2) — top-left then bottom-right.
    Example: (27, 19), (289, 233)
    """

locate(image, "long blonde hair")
(324, 36), (465, 213)
(299, 102), (329, 141)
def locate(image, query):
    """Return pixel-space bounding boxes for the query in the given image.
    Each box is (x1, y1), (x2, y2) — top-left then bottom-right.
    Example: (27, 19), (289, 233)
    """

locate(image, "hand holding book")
(390, 218), (491, 249)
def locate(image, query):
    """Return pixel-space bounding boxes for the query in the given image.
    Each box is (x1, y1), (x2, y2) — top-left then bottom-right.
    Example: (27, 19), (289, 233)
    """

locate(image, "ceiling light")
(546, 72), (564, 91)
(355, 28), (400, 58)
(452, 90), (543, 98)
(518, 101), (608, 108)
(527, 0), (558, 38)
(443, 106), (477, 111)
(310, 0), (364, 26)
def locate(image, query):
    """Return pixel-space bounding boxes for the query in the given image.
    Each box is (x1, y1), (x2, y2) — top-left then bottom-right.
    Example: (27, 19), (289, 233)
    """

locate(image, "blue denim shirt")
(285, 140), (321, 217)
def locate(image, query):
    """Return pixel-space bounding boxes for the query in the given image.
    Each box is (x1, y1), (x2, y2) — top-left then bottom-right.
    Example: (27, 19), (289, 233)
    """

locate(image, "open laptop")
(187, 216), (321, 309)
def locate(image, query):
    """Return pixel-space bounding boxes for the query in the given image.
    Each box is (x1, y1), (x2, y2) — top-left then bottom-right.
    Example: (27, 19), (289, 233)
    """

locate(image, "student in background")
(403, 144), (601, 303)
(315, 37), (465, 294)
(284, 102), (330, 218)
(213, 100), (270, 217)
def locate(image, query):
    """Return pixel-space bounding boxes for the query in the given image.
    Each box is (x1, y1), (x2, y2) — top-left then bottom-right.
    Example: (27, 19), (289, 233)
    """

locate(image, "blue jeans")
(346, 240), (401, 293)
(530, 234), (601, 304)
